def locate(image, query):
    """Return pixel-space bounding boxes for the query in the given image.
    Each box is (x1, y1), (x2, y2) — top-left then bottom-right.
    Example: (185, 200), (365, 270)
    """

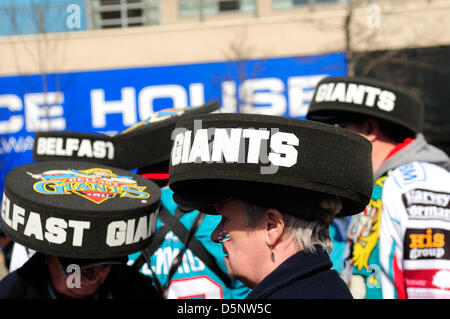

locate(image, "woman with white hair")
(168, 113), (374, 299)
(209, 194), (347, 298)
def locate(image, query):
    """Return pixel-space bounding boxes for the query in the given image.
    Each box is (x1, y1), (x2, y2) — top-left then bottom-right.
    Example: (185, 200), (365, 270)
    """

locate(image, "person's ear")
(353, 118), (379, 143)
(264, 208), (285, 247)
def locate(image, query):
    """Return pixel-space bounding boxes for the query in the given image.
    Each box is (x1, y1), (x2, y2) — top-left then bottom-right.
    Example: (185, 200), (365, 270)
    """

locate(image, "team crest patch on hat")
(29, 167), (149, 204)
(1, 161), (161, 259)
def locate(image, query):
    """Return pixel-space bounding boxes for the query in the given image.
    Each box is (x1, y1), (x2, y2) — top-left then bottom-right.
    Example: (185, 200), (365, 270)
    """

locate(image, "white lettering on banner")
(189, 83), (205, 107)
(289, 74), (327, 116)
(171, 128), (299, 168)
(89, 75), (325, 128)
(1, 194), (91, 246)
(91, 87), (137, 128)
(0, 93), (65, 134)
(36, 137), (115, 160)
(314, 82), (397, 111)
(221, 81), (237, 113)
(221, 75), (325, 116)
(24, 92), (66, 131)
(92, 83), (206, 129)
(240, 78), (286, 115)
(0, 75), (327, 133)
(0, 136), (34, 154)
(0, 95), (23, 134)
(138, 85), (188, 120)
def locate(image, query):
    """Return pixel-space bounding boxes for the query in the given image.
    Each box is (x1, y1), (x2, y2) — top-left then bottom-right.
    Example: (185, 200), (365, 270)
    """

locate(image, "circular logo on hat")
(29, 167), (149, 204)
(1, 161), (161, 259)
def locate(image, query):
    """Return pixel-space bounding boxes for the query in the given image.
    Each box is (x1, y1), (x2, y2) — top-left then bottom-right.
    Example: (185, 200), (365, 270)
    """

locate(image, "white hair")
(242, 196), (342, 253)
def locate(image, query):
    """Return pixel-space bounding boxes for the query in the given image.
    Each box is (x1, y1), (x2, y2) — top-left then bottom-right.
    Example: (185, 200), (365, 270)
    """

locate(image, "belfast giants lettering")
(1, 193), (157, 248)
(314, 82), (397, 112)
(106, 213), (157, 247)
(171, 128), (299, 168)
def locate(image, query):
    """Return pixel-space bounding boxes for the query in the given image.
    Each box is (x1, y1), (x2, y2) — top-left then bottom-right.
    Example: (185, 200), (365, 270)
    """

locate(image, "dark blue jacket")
(0, 253), (162, 299)
(246, 248), (353, 299)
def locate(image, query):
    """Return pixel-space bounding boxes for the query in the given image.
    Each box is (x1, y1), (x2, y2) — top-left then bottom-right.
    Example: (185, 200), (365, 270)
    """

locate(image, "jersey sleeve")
(380, 162), (450, 299)
(379, 173), (408, 298)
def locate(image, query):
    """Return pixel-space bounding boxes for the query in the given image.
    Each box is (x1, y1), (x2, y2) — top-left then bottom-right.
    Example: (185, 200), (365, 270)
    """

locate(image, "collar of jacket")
(375, 133), (450, 180)
(246, 247), (332, 299)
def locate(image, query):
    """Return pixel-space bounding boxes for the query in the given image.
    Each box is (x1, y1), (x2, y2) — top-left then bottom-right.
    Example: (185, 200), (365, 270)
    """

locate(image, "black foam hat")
(32, 101), (220, 170)
(306, 76), (424, 136)
(168, 113), (374, 219)
(115, 101), (220, 170)
(1, 161), (160, 259)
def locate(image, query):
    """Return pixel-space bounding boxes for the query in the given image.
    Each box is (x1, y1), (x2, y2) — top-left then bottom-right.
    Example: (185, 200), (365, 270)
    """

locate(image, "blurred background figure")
(307, 76), (450, 299)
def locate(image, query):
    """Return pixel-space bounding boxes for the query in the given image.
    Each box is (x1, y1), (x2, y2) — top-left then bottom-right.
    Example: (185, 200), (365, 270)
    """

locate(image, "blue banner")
(0, 52), (347, 195)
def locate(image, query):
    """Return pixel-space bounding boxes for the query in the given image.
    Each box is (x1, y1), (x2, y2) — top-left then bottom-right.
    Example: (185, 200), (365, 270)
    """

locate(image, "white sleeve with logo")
(379, 161), (450, 299)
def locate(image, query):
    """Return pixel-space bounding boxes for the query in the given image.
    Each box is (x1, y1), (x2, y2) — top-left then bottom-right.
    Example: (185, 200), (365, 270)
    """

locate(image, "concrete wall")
(0, 0), (448, 76)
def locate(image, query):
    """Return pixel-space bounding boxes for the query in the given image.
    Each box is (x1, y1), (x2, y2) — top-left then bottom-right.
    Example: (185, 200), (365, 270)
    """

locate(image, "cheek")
(226, 230), (261, 260)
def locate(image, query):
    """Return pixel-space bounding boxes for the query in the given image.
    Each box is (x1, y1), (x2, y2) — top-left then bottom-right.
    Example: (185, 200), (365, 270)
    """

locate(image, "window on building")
(88, 0), (160, 29)
(178, 0), (256, 18)
(273, 0), (344, 10)
(273, 0), (393, 10)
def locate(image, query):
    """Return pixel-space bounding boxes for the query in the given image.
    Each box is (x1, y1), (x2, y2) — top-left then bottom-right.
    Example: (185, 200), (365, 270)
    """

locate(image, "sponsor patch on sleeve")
(404, 228), (449, 261)
(402, 188), (450, 221)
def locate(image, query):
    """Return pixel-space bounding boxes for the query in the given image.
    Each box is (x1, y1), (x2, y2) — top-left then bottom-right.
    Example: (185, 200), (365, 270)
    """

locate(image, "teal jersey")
(340, 175), (386, 299)
(329, 219), (348, 274)
(128, 187), (251, 299)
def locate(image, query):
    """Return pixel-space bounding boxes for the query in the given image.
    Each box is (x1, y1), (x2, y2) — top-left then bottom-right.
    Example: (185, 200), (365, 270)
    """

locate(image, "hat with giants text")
(306, 76), (424, 136)
(1, 161), (161, 259)
(168, 113), (374, 220)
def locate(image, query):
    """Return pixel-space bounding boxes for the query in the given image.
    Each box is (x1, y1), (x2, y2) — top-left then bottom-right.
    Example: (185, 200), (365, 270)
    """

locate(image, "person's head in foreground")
(0, 161), (161, 299)
(168, 113), (374, 298)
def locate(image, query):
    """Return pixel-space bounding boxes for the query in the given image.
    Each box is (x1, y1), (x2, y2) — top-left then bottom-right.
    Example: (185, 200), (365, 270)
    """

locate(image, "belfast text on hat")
(36, 136), (115, 160)
(1, 193), (91, 246)
(1, 193), (157, 248)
